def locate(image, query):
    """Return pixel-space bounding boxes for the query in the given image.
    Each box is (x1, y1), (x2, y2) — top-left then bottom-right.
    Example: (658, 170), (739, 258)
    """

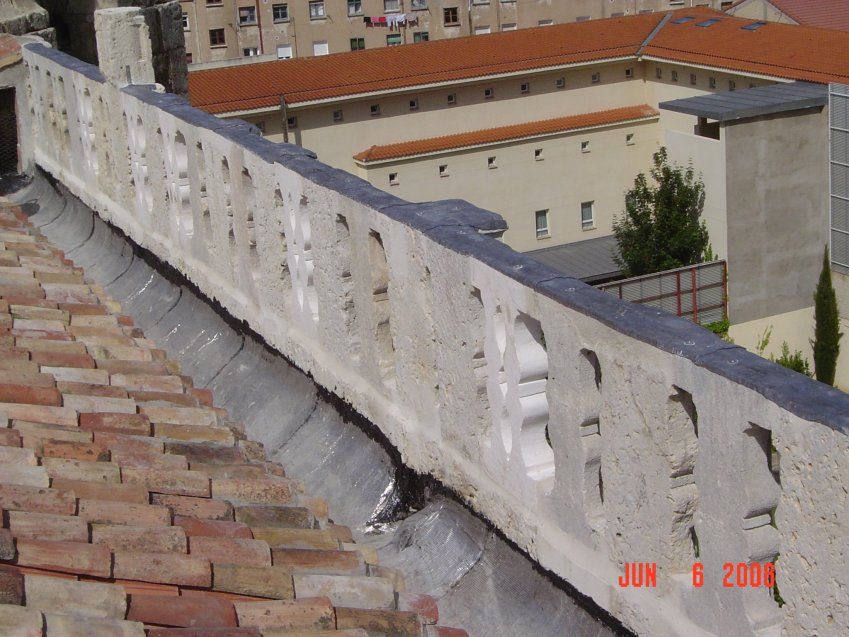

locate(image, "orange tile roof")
(353, 105), (659, 163)
(189, 7), (849, 115)
(729, 0), (849, 31)
(189, 12), (665, 112)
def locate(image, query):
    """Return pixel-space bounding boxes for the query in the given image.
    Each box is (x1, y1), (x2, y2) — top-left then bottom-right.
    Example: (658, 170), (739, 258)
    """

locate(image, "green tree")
(811, 246), (842, 385)
(613, 147), (710, 277)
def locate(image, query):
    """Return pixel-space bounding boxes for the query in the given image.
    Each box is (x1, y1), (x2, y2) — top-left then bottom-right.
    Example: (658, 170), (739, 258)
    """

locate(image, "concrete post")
(94, 8), (156, 88)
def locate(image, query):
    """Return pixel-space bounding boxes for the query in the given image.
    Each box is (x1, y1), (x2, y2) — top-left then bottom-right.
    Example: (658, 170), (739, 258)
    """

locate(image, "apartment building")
(181, 0), (728, 64)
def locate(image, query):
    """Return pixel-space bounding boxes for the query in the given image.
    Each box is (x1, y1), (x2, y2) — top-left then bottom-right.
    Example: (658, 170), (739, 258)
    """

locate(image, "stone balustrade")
(18, 40), (849, 637)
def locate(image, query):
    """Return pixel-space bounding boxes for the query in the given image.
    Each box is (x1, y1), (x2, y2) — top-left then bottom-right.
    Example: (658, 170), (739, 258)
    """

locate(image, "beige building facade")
(181, 0), (726, 64)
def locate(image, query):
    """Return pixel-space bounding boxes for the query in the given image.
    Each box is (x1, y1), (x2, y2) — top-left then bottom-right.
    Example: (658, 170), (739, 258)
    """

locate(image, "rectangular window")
(671, 70), (678, 82)
(625, 67), (634, 79)
(313, 40), (329, 55)
(238, 6), (257, 24)
(206, 0), (223, 5)
(309, 1), (325, 19)
(520, 82), (530, 94)
(389, 172), (399, 185)
(182, 13), (190, 30)
(347, 0), (362, 15)
(287, 115), (298, 129)
(439, 164), (448, 177)
(709, 76), (716, 89)
(539, 19), (554, 26)
(581, 140), (590, 153)
(370, 104), (381, 116)
(690, 73), (697, 85)
(473, 0), (490, 4)
(581, 201), (594, 230)
(447, 93), (457, 105)
(575, 16), (590, 22)
(474, 25), (491, 35)
(209, 28), (225, 47)
(484, 87), (494, 99)
(556, 77), (565, 89)
(413, 31), (429, 42)
(487, 156), (497, 169)
(350, 37), (365, 50)
(277, 43), (293, 59)
(729, 80), (736, 91)
(626, 133), (635, 145)
(534, 148), (543, 161)
(591, 72), (600, 84)
(384, 0), (401, 11)
(333, 109), (343, 122)
(502, 22), (517, 31)
(444, 7), (459, 25)
(387, 34), (402, 46)
(409, 98), (419, 111)
(411, 0), (427, 8)
(655, 67), (662, 79)
(243, 47), (259, 56)
(186, 52), (193, 64)
(272, 3), (289, 21)
(535, 210), (550, 239)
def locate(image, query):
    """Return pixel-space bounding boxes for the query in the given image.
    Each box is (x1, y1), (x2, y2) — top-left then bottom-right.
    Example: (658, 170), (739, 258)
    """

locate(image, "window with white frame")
(439, 164), (449, 177)
(535, 210), (550, 239)
(182, 13), (190, 30)
(313, 40), (329, 55)
(581, 140), (590, 153)
(487, 156), (497, 169)
(309, 1), (325, 19)
(534, 148), (543, 161)
(243, 47), (259, 56)
(474, 25), (491, 35)
(238, 6), (257, 24)
(389, 172), (399, 185)
(277, 43), (293, 58)
(581, 201), (594, 230)
(626, 133), (635, 145)
(272, 3), (289, 21)
(347, 0), (362, 15)
(502, 22), (517, 31)
(385, 0), (401, 12)
(387, 33), (402, 46)
(411, 0), (427, 8)
(539, 19), (553, 26)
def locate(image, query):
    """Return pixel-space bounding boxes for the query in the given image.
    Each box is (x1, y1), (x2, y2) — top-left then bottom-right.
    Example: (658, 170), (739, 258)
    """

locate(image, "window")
(439, 164), (448, 177)
(409, 98), (419, 111)
(333, 109), (343, 122)
(575, 16), (590, 22)
(444, 7), (459, 25)
(520, 82), (530, 94)
(690, 73), (697, 85)
(209, 28), (225, 47)
(411, 0), (427, 8)
(487, 156), (497, 169)
(655, 67), (662, 79)
(556, 77), (565, 89)
(749, 83), (756, 89)
(186, 52), (193, 64)
(387, 34), (402, 46)
(474, 25), (491, 35)
(350, 37), (365, 51)
(671, 70), (678, 82)
(473, 0), (490, 4)
(535, 210), (550, 239)
(534, 148), (543, 161)
(447, 93), (457, 105)
(255, 120), (265, 134)
(243, 47), (259, 56)
(709, 76), (716, 89)
(539, 19), (554, 26)
(591, 72), (600, 84)
(206, 0), (222, 5)
(413, 31), (429, 42)
(384, 0), (401, 11)
(729, 80), (736, 91)
(273, 4), (289, 21)
(347, 0), (362, 15)
(502, 23), (517, 31)
(277, 43), (292, 59)
(182, 13), (189, 30)
(581, 140), (590, 153)
(484, 87), (494, 99)
(370, 104), (381, 116)
(625, 67), (634, 79)
(389, 172), (399, 185)
(313, 40), (329, 56)
(287, 115), (298, 129)
(626, 133), (635, 145)
(742, 21), (767, 31)
(581, 201), (594, 230)
(309, 1), (325, 19)
(239, 6), (257, 25)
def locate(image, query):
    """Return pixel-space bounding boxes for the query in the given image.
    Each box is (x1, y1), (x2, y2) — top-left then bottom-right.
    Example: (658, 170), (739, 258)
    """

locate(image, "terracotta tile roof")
(643, 6), (849, 83)
(729, 0), (849, 31)
(188, 7), (849, 115)
(188, 12), (665, 112)
(353, 104), (659, 163)
(0, 198), (467, 637)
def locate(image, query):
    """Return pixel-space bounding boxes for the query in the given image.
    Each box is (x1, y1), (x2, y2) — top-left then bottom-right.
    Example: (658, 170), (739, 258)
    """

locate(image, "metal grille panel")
(0, 88), (18, 175)
(831, 85), (849, 269)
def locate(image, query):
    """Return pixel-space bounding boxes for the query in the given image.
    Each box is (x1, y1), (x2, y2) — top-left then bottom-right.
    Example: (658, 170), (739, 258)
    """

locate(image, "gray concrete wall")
(724, 108), (830, 324)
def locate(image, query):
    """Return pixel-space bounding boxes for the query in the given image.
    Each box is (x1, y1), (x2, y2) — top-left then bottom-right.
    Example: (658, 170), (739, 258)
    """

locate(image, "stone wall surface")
(16, 40), (849, 637)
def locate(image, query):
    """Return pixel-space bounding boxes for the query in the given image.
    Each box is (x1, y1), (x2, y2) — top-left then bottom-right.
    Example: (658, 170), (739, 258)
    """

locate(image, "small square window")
(273, 4), (289, 22)
(534, 148), (543, 161)
(444, 7), (459, 25)
(690, 73), (697, 85)
(387, 34), (402, 46)
(487, 156), (497, 169)
(625, 67), (634, 79)
(535, 210), (550, 239)
(409, 98), (419, 111)
(556, 77), (566, 89)
(447, 93), (457, 105)
(539, 19), (553, 26)
(439, 164), (449, 177)
(484, 87), (494, 99)
(370, 104), (381, 116)
(591, 73), (600, 84)
(413, 31), (429, 42)
(333, 109), (343, 122)
(709, 77), (716, 89)
(348, 0), (363, 16)
(389, 172), (399, 185)
(287, 115), (298, 129)
(209, 28), (225, 47)
(655, 67), (662, 79)
(350, 37), (365, 51)
(671, 70), (678, 82)
(520, 82), (530, 94)
(626, 133), (635, 145)
(729, 80), (736, 91)
(581, 140), (590, 153)
(309, 1), (325, 19)
(581, 201), (594, 230)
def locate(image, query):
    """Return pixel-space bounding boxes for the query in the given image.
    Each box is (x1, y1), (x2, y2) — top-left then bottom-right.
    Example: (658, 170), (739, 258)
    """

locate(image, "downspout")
(255, 0), (264, 54)
(280, 95), (289, 144)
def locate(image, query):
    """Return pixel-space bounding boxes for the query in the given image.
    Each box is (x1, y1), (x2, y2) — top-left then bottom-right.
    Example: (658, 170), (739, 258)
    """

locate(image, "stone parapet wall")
(18, 40), (849, 637)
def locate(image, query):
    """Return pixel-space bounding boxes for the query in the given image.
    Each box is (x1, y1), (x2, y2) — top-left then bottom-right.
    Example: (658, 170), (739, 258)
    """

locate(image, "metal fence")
(596, 260), (727, 325)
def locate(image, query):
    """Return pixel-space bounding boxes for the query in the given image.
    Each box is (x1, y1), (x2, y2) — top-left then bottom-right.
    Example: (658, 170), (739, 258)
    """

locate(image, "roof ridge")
(636, 12), (674, 56)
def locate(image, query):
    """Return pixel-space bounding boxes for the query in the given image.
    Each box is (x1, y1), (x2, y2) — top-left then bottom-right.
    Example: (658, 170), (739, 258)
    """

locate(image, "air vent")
(742, 21), (767, 31)
(696, 18), (721, 27)
(672, 16), (695, 24)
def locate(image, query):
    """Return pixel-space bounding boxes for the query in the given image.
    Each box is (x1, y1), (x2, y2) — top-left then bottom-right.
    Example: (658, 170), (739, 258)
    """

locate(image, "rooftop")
(353, 105), (658, 163)
(188, 7), (849, 114)
(728, 0), (849, 31)
(659, 80), (827, 121)
(526, 234), (621, 284)
(0, 197), (465, 637)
